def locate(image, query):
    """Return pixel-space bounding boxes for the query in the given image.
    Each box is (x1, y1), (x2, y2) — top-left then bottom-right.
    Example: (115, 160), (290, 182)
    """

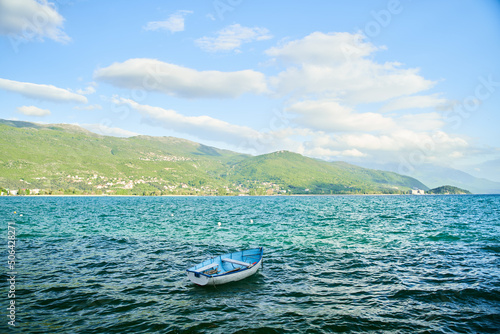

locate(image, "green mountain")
(427, 185), (471, 195)
(226, 151), (427, 194)
(0, 119), (426, 196)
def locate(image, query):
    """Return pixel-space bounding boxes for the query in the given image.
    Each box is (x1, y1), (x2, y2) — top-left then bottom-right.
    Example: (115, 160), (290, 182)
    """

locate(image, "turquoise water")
(1, 195), (499, 333)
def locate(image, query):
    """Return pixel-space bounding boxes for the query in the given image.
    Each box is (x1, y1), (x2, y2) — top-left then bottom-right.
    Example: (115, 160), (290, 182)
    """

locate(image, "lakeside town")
(0, 173), (288, 196)
(1, 173), (429, 197)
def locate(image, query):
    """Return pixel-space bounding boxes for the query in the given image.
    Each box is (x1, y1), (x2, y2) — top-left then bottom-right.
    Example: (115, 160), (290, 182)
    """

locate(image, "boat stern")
(186, 270), (212, 286)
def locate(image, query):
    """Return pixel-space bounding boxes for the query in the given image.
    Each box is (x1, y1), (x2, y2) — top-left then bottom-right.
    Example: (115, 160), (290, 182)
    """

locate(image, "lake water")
(1, 195), (499, 333)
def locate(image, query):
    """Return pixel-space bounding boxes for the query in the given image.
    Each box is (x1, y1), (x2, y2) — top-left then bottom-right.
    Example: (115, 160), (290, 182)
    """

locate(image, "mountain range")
(355, 161), (500, 195)
(0, 119), (437, 196)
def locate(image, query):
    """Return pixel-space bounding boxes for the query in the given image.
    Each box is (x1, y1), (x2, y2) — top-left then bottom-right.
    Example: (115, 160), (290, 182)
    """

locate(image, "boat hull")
(186, 247), (263, 286)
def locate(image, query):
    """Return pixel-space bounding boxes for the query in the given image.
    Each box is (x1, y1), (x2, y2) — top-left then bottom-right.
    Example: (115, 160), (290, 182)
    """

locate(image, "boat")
(186, 247), (263, 286)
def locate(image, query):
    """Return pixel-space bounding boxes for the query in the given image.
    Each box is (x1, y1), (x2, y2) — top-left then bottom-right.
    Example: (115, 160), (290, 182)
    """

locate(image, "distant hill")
(355, 161), (500, 194)
(227, 151), (427, 194)
(0, 119), (426, 195)
(405, 164), (500, 194)
(0, 119), (246, 195)
(427, 185), (471, 195)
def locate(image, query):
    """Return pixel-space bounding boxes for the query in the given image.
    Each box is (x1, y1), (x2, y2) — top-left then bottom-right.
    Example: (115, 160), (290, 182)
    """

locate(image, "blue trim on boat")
(186, 247), (263, 278)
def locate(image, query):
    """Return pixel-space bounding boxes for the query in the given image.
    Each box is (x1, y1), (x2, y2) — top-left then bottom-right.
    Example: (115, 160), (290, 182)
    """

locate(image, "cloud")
(16, 105), (50, 116)
(0, 0), (70, 43)
(286, 99), (396, 132)
(250, 31), (466, 164)
(114, 97), (261, 144)
(80, 123), (139, 137)
(76, 83), (97, 95)
(94, 58), (268, 98)
(0, 78), (87, 103)
(90, 30), (470, 168)
(305, 147), (368, 159)
(108, 95), (469, 167)
(73, 104), (102, 110)
(380, 94), (447, 112)
(266, 32), (435, 103)
(266, 32), (377, 65)
(195, 24), (272, 52)
(313, 130), (467, 155)
(397, 112), (445, 132)
(143, 10), (193, 33)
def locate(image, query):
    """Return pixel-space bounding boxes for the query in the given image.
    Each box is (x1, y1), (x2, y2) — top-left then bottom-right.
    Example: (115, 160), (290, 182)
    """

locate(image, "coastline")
(0, 193), (482, 198)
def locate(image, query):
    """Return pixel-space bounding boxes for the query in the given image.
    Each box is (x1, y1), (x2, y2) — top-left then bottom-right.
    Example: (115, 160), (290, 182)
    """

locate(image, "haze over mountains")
(356, 161), (500, 195)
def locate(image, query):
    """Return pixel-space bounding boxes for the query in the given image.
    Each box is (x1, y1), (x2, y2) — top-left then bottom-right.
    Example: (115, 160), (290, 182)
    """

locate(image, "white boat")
(186, 247), (263, 286)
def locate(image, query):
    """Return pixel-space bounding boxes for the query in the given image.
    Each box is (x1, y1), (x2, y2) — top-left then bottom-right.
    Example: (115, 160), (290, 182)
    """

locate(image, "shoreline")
(0, 193), (484, 198)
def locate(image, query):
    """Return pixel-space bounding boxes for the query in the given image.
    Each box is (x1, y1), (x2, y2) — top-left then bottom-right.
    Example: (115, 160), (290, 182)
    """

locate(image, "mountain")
(355, 161), (500, 194)
(427, 185), (471, 195)
(0, 119), (425, 195)
(226, 151), (427, 194)
(0, 119), (246, 195)
(402, 164), (500, 194)
(463, 158), (500, 183)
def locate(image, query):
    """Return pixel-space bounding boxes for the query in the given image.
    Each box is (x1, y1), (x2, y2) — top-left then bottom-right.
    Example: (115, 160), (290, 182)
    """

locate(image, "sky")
(1, 0), (499, 181)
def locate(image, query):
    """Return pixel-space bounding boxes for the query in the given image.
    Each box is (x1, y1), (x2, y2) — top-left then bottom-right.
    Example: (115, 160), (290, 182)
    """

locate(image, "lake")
(1, 195), (499, 333)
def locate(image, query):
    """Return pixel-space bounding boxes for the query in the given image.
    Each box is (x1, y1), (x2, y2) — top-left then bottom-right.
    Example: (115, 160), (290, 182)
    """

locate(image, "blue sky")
(1, 0), (499, 181)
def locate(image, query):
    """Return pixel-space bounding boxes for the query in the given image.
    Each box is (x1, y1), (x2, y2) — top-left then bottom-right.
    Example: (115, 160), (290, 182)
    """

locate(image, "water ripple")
(1, 195), (499, 333)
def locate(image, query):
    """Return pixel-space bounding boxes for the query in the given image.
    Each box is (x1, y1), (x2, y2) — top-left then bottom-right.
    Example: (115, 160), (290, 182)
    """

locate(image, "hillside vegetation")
(227, 151), (426, 194)
(427, 185), (471, 195)
(0, 119), (427, 196)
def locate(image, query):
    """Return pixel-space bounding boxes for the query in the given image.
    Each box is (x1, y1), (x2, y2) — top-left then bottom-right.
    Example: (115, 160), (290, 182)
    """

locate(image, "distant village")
(0, 173), (288, 196)
(1, 173), (427, 196)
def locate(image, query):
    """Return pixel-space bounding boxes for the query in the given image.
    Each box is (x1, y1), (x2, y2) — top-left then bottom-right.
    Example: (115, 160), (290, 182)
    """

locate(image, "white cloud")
(73, 104), (102, 110)
(305, 146), (368, 159)
(80, 123), (139, 137)
(307, 130), (468, 156)
(87, 30), (471, 168)
(266, 32), (377, 65)
(267, 32), (435, 103)
(143, 10), (193, 33)
(0, 78), (87, 103)
(16, 105), (50, 116)
(114, 97), (261, 144)
(108, 95), (469, 167)
(94, 58), (268, 98)
(76, 83), (97, 95)
(0, 0), (70, 43)
(195, 24), (272, 52)
(449, 151), (464, 159)
(251, 31), (467, 165)
(380, 94), (447, 112)
(397, 112), (445, 132)
(286, 99), (396, 132)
